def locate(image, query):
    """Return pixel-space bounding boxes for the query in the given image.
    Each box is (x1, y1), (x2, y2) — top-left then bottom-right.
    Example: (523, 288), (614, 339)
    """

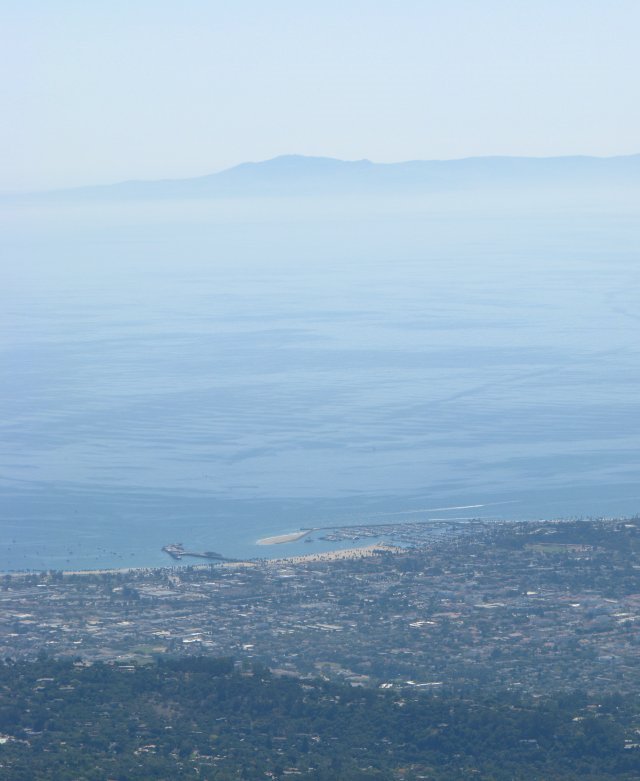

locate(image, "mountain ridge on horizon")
(10, 152), (640, 201)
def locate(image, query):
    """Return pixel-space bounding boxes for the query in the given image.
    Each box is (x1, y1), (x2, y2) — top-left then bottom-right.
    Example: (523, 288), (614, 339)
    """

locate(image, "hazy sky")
(3, 0), (640, 190)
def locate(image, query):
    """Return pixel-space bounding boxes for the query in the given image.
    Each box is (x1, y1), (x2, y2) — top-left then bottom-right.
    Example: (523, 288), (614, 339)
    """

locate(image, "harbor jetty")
(256, 529), (313, 545)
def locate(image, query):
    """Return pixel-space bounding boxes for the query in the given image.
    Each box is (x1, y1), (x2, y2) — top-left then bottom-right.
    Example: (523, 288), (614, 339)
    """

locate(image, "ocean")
(2, 194), (640, 570)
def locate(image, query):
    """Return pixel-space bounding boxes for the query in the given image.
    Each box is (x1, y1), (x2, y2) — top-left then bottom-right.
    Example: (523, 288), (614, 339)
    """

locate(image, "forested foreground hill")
(1, 657), (639, 781)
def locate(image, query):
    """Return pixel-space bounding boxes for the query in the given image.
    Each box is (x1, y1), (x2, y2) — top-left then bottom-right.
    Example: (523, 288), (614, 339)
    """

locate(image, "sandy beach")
(256, 530), (313, 545)
(2, 543), (401, 578)
(263, 543), (400, 565)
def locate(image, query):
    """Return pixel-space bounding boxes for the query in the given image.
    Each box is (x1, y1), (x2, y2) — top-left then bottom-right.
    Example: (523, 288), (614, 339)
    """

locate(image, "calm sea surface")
(1, 196), (640, 570)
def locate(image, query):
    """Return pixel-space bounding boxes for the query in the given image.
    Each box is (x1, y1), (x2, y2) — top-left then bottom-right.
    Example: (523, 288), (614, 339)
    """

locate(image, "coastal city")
(2, 518), (639, 696)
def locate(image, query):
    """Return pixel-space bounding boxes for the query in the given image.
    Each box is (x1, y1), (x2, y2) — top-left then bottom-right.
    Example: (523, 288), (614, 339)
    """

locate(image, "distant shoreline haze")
(6, 152), (640, 201)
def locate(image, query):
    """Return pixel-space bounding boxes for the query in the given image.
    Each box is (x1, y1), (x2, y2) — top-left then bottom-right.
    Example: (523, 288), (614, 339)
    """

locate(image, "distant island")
(11, 152), (640, 202)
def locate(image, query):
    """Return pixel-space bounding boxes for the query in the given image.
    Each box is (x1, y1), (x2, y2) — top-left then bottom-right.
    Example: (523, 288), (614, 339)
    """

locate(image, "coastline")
(1, 543), (402, 578)
(259, 542), (401, 565)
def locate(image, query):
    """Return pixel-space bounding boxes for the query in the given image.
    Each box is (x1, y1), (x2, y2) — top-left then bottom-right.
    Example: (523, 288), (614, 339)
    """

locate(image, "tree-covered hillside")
(1, 656), (639, 780)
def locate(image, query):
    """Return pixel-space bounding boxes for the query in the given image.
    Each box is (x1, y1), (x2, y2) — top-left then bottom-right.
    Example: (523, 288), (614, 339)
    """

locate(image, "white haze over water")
(1, 189), (640, 570)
